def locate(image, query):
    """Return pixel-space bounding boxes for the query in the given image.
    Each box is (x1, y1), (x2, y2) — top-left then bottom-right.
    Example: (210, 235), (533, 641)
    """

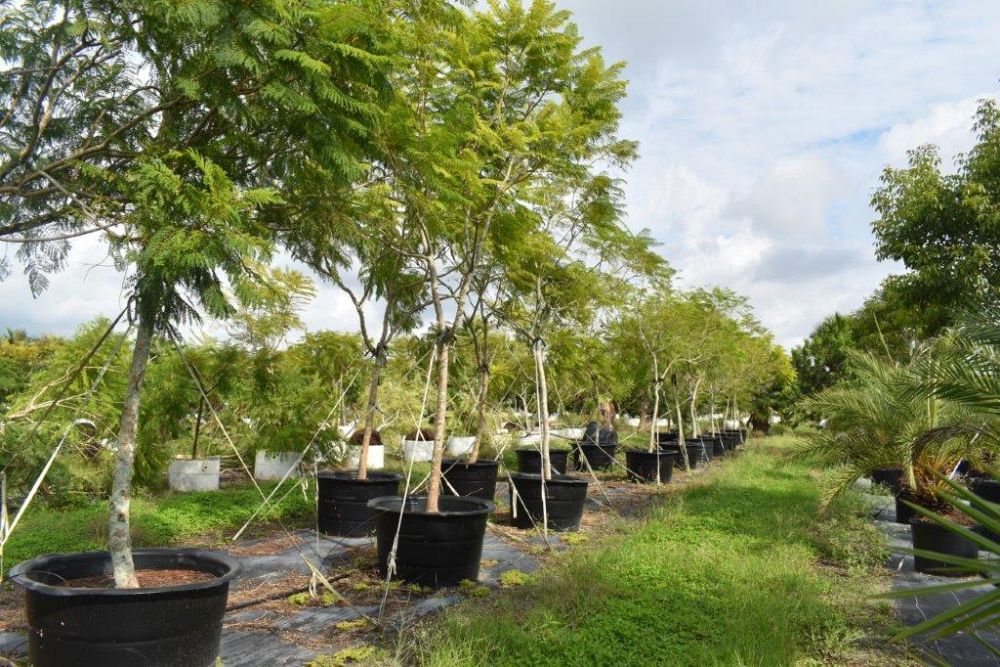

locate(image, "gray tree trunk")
(534, 340), (552, 481)
(425, 341), (449, 512)
(109, 314), (154, 589)
(356, 350), (385, 481)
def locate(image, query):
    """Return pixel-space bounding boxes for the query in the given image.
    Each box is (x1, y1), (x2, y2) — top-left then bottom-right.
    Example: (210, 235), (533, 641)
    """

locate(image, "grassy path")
(405, 437), (911, 666)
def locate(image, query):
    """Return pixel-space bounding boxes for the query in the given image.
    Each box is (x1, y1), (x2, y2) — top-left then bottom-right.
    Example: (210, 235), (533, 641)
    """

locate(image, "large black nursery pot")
(696, 436), (720, 461)
(894, 490), (923, 525)
(317, 470), (402, 537)
(9, 548), (240, 667)
(701, 433), (726, 457)
(515, 448), (569, 475)
(368, 495), (494, 587)
(683, 440), (707, 467)
(576, 423), (618, 471)
(442, 459), (499, 500)
(720, 430), (743, 449)
(509, 472), (589, 531)
(871, 467), (904, 495)
(969, 478), (1000, 542)
(625, 449), (674, 484)
(656, 431), (680, 445)
(573, 441), (617, 471)
(661, 442), (700, 469)
(911, 519), (979, 576)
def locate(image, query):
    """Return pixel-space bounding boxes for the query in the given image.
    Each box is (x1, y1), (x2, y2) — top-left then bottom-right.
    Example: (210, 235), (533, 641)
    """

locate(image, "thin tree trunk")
(109, 314), (154, 589)
(708, 386), (715, 434)
(648, 356), (660, 454)
(471, 365), (489, 464)
(425, 340), (449, 513)
(689, 377), (702, 439)
(675, 384), (690, 472)
(356, 348), (385, 481)
(471, 315), (490, 464)
(533, 340), (552, 481)
(191, 396), (204, 459)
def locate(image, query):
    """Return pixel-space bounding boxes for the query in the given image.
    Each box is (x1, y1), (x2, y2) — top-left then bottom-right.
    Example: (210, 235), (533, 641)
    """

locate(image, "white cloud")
(733, 155), (847, 238)
(879, 96), (987, 169)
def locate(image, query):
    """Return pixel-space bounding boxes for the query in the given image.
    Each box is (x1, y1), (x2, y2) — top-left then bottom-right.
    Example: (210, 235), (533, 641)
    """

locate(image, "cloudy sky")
(3, 0), (1000, 349)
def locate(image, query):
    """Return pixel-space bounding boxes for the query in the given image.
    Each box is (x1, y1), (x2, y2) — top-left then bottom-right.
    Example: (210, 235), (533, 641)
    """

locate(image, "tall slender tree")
(1, 0), (388, 587)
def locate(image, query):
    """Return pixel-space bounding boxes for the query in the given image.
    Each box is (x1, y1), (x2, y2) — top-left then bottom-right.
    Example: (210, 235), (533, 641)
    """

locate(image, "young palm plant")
(883, 477), (1000, 653)
(796, 349), (968, 512)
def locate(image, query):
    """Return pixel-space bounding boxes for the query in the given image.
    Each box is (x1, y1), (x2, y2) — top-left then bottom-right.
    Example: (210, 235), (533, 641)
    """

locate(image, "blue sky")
(3, 0), (1000, 348)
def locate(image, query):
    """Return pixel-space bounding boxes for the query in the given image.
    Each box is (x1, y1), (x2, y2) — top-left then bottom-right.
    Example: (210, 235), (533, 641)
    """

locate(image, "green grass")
(404, 436), (907, 666)
(2, 480), (313, 571)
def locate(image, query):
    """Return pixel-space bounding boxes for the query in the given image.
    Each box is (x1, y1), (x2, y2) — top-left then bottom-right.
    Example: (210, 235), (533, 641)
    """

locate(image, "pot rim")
(514, 446), (571, 453)
(317, 470), (402, 482)
(442, 458), (499, 468)
(367, 494), (496, 516)
(9, 547), (241, 597)
(509, 472), (590, 486)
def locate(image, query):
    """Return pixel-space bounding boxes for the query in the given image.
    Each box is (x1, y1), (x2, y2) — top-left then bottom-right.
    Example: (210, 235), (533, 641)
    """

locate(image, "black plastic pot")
(701, 434), (726, 457)
(573, 442), (617, 471)
(509, 473), (589, 531)
(721, 430), (744, 449)
(515, 448), (569, 475)
(871, 467), (904, 495)
(9, 548), (240, 667)
(911, 519), (980, 576)
(970, 478), (1000, 505)
(317, 470), (401, 537)
(442, 459), (499, 500)
(368, 495), (494, 587)
(658, 444), (682, 468)
(683, 441), (707, 467)
(970, 478), (1000, 542)
(662, 442), (700, 469)
(895, 491), (923, 525)
(657, 431), (680, 444)
(625, 450), (674, 484)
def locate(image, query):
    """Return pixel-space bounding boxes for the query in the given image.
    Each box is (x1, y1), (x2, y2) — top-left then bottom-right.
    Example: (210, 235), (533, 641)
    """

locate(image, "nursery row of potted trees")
(0, 2), (782, 666)
(314, 414), (750, 581)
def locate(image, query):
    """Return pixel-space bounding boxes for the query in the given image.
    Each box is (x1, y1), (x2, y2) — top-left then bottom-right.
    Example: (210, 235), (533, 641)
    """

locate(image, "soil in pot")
(625, 450), (674, 484)
(9, 548), (240, 667)
(871, 467), (904, 495)
(573, 442), (617, 471)
(442, 459), (499, 500)
(368, 495), (494, 588)
(508, 472), (589, 531)
(317, 471), (402, 537)
(515, 448), (569, 475)
(911, 518), (980, 576)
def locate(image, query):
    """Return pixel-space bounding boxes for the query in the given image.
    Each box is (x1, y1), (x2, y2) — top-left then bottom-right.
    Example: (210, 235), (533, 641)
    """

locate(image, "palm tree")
(796, 349), (969, 510)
